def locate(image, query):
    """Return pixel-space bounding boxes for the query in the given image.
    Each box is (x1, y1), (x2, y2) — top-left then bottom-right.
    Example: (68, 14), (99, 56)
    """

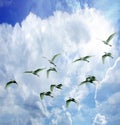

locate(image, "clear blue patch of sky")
(0, 0), (69, 26)
(0, 0), (94, 26)
(0, 0), (30, 25)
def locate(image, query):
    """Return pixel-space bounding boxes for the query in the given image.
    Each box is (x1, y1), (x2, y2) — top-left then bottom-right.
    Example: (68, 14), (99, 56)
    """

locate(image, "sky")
(0, 0), (120, 125)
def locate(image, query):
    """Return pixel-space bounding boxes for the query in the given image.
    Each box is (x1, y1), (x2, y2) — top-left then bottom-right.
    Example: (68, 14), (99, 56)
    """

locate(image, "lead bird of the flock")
(47, 67), (57, 78)
(100, 32), (116, 47)
(50, 84), (63, 91)
(24, 68), (46, 77)
(5, 80), (18, 89)
(73, 55), (92, 63)
(102, 52), (113, 63)
(43, 53), (60, 67)
(79, 75), (98, 86)
(40, 91), (53, 100)
(66, 97), (78, 108)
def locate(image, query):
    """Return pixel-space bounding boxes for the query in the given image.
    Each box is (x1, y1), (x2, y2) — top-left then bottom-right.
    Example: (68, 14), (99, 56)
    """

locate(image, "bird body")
(102, 32), (116, 46)
(73, 56), (92, 63)
(66, 98), (77, 108)
(5, 80), (18, 89)
(102, 52), (113, 63)
(49, 60), (56, 67)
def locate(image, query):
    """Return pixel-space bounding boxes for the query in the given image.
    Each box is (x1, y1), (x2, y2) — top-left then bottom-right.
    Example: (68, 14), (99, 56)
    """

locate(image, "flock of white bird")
(5, 32), (116, 108)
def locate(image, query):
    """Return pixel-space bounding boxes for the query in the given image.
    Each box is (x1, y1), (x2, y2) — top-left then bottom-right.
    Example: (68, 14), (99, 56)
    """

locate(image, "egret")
(102, 52), (113, 63)
(66, 98), (78, 108)
(73, 56), (92, 63)
(40, 91), (53, 100)
(101, 32), (116, 47)
(79, 76), (97, 86)
(5, 80), (18, 89)
(50, 84), (63, 91)
(43, 53), (60, 67)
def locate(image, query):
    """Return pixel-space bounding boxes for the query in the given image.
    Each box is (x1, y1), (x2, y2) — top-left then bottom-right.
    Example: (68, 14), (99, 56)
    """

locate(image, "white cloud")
(92, 113), (107, 125)
(94, 57), (120, 125)
(0, 7), (119, 125)
(96, 57), (120, 103)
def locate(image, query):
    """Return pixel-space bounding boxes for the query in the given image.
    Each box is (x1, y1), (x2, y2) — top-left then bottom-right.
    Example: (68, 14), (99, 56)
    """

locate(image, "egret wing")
(102, 55), (106, 63)
(50, 84), (56, 91)
(79, 80), (87, 86)
(47, 69), (51, 78)
(83, 56), (92, 60)
(5, 80), (17, 89)
(40, 93), (45, 100)
(56, 84), (62, 89)
(106, 32), (116, 43)
(51, 53), (60, 62)
(66, 100), (71, 108)
(24, 71), (33, 73)
(73, 58), (81, 63)
(34, 68), (46, 74)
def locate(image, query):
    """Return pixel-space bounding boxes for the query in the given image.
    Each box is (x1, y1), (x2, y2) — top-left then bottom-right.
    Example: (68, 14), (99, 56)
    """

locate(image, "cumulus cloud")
(96, 57), (120, 102)
(0, 6), (118, 125)
(94, 57), (120, 125)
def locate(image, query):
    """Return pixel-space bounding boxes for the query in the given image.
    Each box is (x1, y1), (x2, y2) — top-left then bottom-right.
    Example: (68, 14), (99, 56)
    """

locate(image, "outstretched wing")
(66, 100), (71, 108)
(40, 93), (45, 100)
(5, 80), (17, 89)
(47, 69), (50, 78)
(106, 32), (116, 43)
(34, 68), (46, 74)
(51, 53), (60, 62)
(108, 53), (113, 58)
(102, 54), (106, 64)
(73, 58), (81, 63)
(24, 71), (33, 73)
(83, 56), (92, 60)
(50, 84), (56, 91)
(47, 68), (57, 78)
(79, 80), (87, 86)
(56, 84), (62, 89)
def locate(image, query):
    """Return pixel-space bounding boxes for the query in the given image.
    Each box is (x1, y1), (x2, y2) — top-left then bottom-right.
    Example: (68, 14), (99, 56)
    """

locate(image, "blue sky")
(0, 0), (120, 125)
